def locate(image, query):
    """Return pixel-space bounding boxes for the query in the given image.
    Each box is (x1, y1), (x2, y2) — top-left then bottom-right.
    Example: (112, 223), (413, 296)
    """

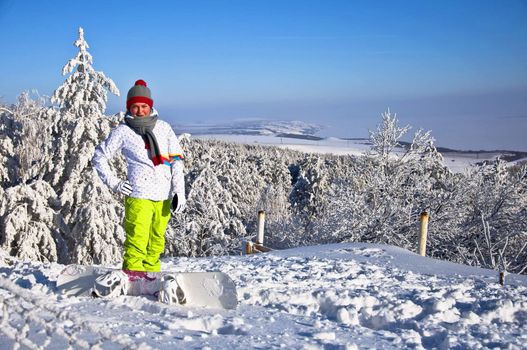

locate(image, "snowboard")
(56, 265), (238, 309)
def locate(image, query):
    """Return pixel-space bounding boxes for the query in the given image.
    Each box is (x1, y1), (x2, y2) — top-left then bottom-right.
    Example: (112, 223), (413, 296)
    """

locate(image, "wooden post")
(245, 241), (253, 255)
(257, 210), (265, 245)
(499, 271), (506, 286)
(245, 211), (273, 255)
(419, 211), (429, 257)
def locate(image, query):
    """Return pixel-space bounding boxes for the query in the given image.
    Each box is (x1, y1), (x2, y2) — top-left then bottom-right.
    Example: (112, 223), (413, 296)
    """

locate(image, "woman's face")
(129, 103), (151, 117)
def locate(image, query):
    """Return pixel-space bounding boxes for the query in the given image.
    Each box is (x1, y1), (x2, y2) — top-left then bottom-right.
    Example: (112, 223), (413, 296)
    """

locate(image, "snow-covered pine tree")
(309, 155), (367, 244)
(0, 105), (19, 187)
(0, 181), (67, 262)
(170, 164), (246, 257)
(229, 143), (296, 245)
(0, 91), (54, 186)
(43, 27), (125, 265)
(254, 183), (295, 248)
(45, 27), (121, 186)
(14, 92), (56, 185)
(290, 156), (325, 217)
(52, 27), (119, 118)
(0, 93), (68, 262)
(0, 28), (125, 265)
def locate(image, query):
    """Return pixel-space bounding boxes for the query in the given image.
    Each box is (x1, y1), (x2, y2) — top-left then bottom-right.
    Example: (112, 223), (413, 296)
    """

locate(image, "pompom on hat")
(126, 79), (153, 110)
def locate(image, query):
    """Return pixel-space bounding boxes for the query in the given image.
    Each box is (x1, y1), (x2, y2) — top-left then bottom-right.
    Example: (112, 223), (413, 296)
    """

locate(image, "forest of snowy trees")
(1, 28), (526, 274)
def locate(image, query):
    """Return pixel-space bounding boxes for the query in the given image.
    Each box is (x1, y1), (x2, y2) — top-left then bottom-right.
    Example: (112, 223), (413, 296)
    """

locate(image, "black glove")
(171, 193), (186, 213)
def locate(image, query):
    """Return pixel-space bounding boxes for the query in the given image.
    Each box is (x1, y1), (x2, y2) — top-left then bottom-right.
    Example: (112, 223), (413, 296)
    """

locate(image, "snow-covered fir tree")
(165, 137), (297, 256)
(254, 183), (295, 248)
(52, 27), (119, 118)
(289, 155), (330, 239)
(0, 91), (54, 187)
(1, 28), (124, 265)
(45, 27), (124, 265)
(0, 181), (66, 262)
(0, 107), (19, 187)
(0, 92), (65, 262)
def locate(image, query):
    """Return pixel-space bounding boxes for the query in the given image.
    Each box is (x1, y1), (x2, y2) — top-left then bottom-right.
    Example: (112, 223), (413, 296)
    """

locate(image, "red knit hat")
(126, 79), (154, 110)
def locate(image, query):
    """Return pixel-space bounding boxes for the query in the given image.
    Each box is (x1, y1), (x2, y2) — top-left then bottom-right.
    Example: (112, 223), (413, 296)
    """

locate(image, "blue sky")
(1, 0), (526, 150)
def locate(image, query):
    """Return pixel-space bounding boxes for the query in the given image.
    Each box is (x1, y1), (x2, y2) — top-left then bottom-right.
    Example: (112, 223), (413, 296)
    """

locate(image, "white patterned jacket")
(92, 110), (185, 201)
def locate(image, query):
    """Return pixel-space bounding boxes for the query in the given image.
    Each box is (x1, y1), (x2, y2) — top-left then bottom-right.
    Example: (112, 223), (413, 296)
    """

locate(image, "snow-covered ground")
(2, 243), (526, 349)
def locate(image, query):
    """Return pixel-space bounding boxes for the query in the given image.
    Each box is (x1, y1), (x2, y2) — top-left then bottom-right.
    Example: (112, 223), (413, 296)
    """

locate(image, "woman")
(91, 79), (186, 303)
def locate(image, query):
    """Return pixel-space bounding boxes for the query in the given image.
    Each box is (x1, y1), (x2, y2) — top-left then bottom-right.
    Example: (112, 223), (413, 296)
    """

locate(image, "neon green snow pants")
(122, 197), (171, 272)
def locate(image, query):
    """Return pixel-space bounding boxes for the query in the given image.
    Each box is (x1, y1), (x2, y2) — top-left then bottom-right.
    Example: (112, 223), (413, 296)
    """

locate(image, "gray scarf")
(125, 115), (163, 166)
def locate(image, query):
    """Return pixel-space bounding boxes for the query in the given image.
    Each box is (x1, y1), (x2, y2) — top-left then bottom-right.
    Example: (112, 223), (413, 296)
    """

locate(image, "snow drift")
(1, 243), (526, 349)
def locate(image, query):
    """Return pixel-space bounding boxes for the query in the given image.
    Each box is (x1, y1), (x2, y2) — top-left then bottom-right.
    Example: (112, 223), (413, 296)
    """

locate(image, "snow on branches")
(0, 28), (125, 265)
(0, 26), (525, 275)
(52, 27), (119, 117)
(368, 109), (411, 160)
(0, 181), (66, 262)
